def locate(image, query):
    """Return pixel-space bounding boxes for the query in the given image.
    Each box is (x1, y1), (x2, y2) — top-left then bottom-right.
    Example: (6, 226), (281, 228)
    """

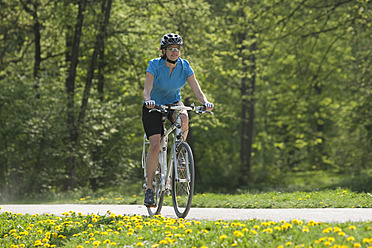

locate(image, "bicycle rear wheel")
(171, 142), (195, 218)
(147, 163), (164, 217)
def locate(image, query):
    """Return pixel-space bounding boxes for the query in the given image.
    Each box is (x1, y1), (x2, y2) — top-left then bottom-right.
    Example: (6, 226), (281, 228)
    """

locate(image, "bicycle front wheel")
(147, 164), (165, 217)
(171, 142), (195, 218)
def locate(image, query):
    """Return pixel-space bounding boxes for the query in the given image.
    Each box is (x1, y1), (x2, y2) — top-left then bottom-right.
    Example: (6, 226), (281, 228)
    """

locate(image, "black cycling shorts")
(142, 104), (163, 139)
(142, 101), (187, 139)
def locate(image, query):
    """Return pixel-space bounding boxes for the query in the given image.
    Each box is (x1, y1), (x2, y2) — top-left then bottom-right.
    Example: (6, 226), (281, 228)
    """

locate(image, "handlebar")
(149, 104), (213, 115)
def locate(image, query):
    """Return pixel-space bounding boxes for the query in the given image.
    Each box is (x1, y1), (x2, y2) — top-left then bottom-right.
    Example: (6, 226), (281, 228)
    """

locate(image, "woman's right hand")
(145, 100), (156, 109)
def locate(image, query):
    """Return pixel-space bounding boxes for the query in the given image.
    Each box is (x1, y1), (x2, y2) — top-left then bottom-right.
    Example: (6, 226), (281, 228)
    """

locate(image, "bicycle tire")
(147, 163), (165, 217)
(171, 142), (195, 218)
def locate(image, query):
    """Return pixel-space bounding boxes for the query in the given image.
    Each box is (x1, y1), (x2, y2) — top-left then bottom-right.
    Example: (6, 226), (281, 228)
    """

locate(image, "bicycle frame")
(142, 106), (194, 191)
(142, 104), (212, 217)
(157, 108), (192, 194)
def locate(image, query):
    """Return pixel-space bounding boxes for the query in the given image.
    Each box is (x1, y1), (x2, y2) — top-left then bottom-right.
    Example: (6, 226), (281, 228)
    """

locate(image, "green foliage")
(0, 0), (371, 198)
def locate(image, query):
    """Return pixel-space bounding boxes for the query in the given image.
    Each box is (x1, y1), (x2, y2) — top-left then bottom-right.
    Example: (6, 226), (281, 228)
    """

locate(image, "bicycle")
(141, 104), (212, 218)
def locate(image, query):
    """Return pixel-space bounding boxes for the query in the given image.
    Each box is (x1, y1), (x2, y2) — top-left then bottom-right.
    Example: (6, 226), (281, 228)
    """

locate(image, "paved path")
(1, 204), (372, 223)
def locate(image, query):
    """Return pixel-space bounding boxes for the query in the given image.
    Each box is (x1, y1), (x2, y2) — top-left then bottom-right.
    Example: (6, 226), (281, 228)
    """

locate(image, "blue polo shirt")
(146, 57), (194, 105)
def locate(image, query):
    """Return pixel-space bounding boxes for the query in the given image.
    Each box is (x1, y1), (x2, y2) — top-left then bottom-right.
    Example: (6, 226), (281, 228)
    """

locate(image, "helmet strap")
(166, 57), (177, 64)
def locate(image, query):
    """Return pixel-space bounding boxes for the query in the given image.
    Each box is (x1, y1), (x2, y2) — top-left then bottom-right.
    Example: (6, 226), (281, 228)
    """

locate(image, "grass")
(69, 188), (372, 209)
(1, 207), (371, 248)
(1, 189), (372, 247)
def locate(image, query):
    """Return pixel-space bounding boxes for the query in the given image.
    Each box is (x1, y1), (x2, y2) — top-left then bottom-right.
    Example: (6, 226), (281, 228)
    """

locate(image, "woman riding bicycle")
(142, 33), (214, 207)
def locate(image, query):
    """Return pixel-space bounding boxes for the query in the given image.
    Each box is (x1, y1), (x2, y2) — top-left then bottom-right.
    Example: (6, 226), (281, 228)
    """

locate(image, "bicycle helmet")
(160, 33), (183, 48)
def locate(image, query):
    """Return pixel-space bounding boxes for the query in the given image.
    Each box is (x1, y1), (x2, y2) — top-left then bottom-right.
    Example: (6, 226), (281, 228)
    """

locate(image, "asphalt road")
(2, 204), (372, 223)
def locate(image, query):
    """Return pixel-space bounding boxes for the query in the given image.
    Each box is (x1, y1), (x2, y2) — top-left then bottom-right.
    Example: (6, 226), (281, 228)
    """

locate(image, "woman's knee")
(149, 135), (161, 153)
(180, 114), (189, 126)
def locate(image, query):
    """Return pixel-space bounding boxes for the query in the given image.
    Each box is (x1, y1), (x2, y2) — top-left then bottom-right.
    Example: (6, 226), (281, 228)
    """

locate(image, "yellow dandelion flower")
(263, 228), (273, 233)
(308, 220), (315, 226)
(34, 240), (43, 246)
(328, 237), (335, 242)
(349, 225), (357, 230)
(323, 227), (332, 233)
(233, 230), (244, 237)
(362, 238), (370, 243)
(334, 227), (342, 233)
(319, 237), (327, 242)
(220, 235), (227, 240)
(347, 237), (355, 242)
(185, 229), (192, 234)
(302, 226), (309, 232)
(136, 242), (144, 246)
(353, 243), (361, 248)
(159, 240), (168, 244)
(324, 241), (332, 246)
(103, 239), (110, 244)
(277, 246), (284, 248)
(285, 242), (291, 246)
(151, 245), (160, 248)
(339, 231), (346, 236)
(93, 241), (101, 246)
(250, 230), (258, 235)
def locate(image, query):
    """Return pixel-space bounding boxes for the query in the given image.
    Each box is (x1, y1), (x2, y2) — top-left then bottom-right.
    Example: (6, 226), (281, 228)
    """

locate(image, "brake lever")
(149, 105), (165, 113)
(195, 106), (213, 115)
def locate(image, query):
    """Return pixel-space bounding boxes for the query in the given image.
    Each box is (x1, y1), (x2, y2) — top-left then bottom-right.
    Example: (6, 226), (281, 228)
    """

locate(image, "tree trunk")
(21, 0), (41, 94)
(240, 32), (257, 186)
(81, 0), (112, 190)
(97, 0), (112, 102)
(78, 0), (111, 126)
(64, 0), (87, 191)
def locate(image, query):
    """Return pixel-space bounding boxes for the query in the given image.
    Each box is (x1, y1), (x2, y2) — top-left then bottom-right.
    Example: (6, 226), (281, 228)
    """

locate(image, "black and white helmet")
(160, 33), (183, 48)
